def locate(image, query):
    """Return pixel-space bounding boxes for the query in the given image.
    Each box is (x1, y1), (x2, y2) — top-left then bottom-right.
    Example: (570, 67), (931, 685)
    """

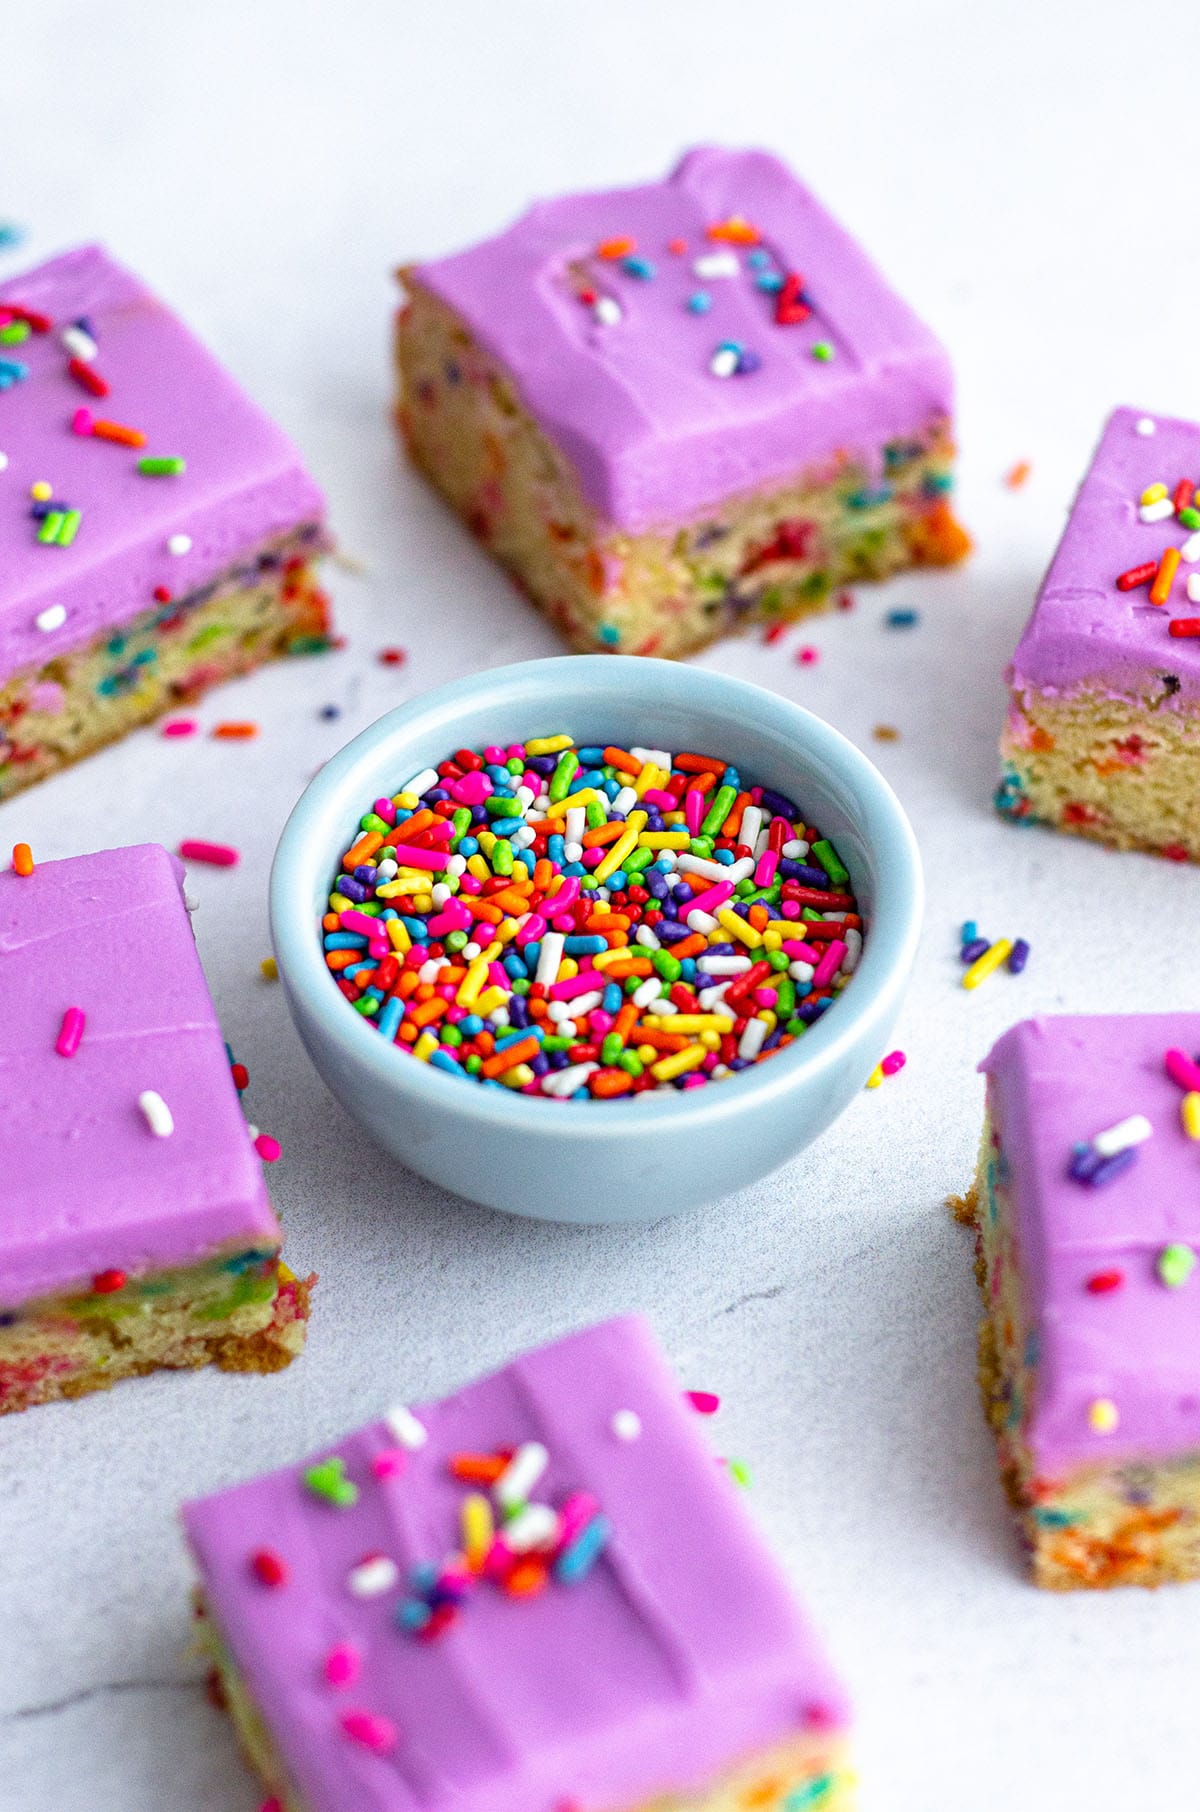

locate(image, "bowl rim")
(269, 655), (923, 1139)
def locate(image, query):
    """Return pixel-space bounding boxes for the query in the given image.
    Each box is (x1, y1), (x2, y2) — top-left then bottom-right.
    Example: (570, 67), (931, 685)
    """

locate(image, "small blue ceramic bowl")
(270, 656), (922, 1223)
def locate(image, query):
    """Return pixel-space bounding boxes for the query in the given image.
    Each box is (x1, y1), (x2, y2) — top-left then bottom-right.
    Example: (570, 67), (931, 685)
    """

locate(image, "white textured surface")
(3, 4), (1200, 1809)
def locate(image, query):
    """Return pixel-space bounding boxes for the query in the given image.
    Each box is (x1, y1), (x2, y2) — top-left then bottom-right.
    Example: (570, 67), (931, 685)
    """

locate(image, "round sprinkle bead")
(323, 734), (862, 1100)
(611, 1409), (642, 1441)
(1087, 1397), (1120, 1435)
(166, 532), (192, 555)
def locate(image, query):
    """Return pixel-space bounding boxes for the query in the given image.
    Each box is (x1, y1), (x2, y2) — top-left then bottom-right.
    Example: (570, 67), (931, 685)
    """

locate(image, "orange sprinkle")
(612, 1002), (639, 1046)
(634, 1029), (690, 1053)
(602, 959), (653, 980)
(707, 215), (761, 245)
(504, 1556), (550, 1596)
(212, 721), (259, 740)
(1150, 545), (1180, 606)
(11, 842), (34, 876)
(1004, 459), (1032, 489)
(582, 820), (626, 849)
(590, 1068), (634, 1098)
(596, 236), (635, 260)
(343, 832), (384, 871)
(449, 1452), (508, 1485)
(670, 934), (708, 961)
(90, 418), (147, 448)
(480, 1034), (540, 1078)
(409, 997), (449, 1029)
(325, 950), (362, 973)
(533, 859), (554, 891)
(602, 746), (641, 774)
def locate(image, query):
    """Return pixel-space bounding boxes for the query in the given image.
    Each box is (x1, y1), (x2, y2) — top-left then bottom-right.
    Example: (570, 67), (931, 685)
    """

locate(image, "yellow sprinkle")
(633, 763), (665, 798)
(638, 832), (691, 850)
(865, 1064), (884, 1089)
(462, 1493), (493, 1569)
(590, 900), (612, 918)
(1087, 1397), (1119, 1434)
(525, 734), (573, 756)
(544, 788), (600, 818)
(593, 811), (646, 884)
(474, 987), (507, 1016)
(476, 830), (496, 857)
(962, 937), (1013, 990)
(699, 1030), (722, 1050)
(466, 854), (491, 882)
(413, 1031), (439, 1062)
(559, 956), (579, 981)
(391, 791), (420, 809)
(494, 917), (522, 947)
(411, 893), (433, 913)
(717, 907), (762, 949)
(386, 918), (411, 954)
(260, 955), (278, 981)
(30, 479), (52, 502)
(1183, 1092), (1200, 1141)
(636, 1043), (656, 1063)
(329, 892), (354, 913)
(1141, 482), (1168, 505)
(591, 946), (634, 971)
(650, 1043), (709, 1082)
(457, 958), (490, 1006)
(375, 881), (409, 900)
(645, 1014), (734, 1034)
(277, 1260), (296, 1284)
(500, 1062), (535, 1089)
(762, 928), (784, 951)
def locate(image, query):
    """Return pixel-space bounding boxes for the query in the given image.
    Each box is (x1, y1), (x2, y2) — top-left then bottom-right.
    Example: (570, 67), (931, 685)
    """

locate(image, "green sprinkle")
(491, 838), (514, 876)
(445, 929), (468, 954)
(303, 1458), (359, 1508)
(361, 812), (390, 835)
(651, 949), (681, 984)
(137, 455), (187, 476)
(548, 749), (580, 803)
(1179, 507), (1200, 532)
(700, 784), (738, 838)
(728, 1458), (752, 1488)
(811, 341), (835, 362)
(811, 838), (849, 887)
(0, 320), (29, 345)
(1158, 1243), (1196, 1288)
(601, 1033), (623, 1066)
(584, 799), (607, 830)
(38, 511), (65, 544)
(617, 1050), (644, 1077)
(55, 509), (81, 546)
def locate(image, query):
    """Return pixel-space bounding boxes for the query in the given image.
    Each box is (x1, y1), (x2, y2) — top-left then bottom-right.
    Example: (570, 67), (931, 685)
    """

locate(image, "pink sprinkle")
(642, 788), (677, 810)
(781, 939), (821, 963)
(881, 1050), (906, 1076)
(811, 939), (847, 989)
(255, 1133), (282, 1162)
(55, 1005), (85, 1057)
(555, 1491), (600, 1551)
(389, 843), (446, 872)
(451, 771), (492, 806)
(372, 797), (397, 826)
(795, 646), (819, 665)
(1165, 1048), (1200, 1093)
(549, 877), (580, 914)
(324, 1642), (361, 1688)
(515, 912), (548, 948)
(549, 969), (605, 1001)
(686, 1389), (720, 1415)
(178, 839), (239, 867)
(71, 406), (94, 435)
(340, 909), (382, 937)
(371, 1448), (407, 1480)
(753, 850), (779, 888)
(684, 790), (704, 835)
(161, 718), (199, 738)
(340, 1710), (398, 1755)
(426, 901), (472, 937)
(685, 879), (735, 918)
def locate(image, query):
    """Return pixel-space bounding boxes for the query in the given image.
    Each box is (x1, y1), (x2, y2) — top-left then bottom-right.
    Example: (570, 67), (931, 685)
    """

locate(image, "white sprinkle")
(503, 1502), (559, 1552)
(347, 1555), (399, 1598)
(1181, 532), (1200, 564)
(593, 297), (622, 326)
(685, 908), (720, 934)
(535, 932), (565, 988)
(564, 807), (586, 848)
(246, 1124), (260, 1140)
(1188, 573), (1200, 604)
(511, 825), (537, 850)
(788, 960), (815, 982)
(384, 1404), (427, 1450)
(34, 603), (66, 632)
(1093, 1113), (1154, 1158)
(1139, 499), (1174, 524)
(709, 346), (739, 378)
(138, 1089), (174, 1137)
(739, 806), (763, 852)
(693, 252), (739, 279)
(540, 1061), (597, 1098)
(842, 927), (863, 974)
(1135, 417), (1157, 436)
(632, 977), (663, 1008)
(781, 837), (809, 859)
(167, 533), (192, 556)
(634, 924), (661, 949)
(611, 1409), (642, 1441)
(630, 747), (672, 768)
(495, 1441), (549, 1509)
(701, 954), (753, 976)
(401, 767), (438, 797)
(375, 859), (398, 881)
(462, 941), (481, 961)
(612, 785), (639, 816)
(0, 451), (8, 471)
(61, 325), (98, 362)
(738, 1017), (769, 1061)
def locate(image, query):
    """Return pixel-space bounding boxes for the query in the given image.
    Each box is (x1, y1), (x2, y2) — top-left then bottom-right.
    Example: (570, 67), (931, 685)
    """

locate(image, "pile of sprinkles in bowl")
(324, 734), (863, 1100)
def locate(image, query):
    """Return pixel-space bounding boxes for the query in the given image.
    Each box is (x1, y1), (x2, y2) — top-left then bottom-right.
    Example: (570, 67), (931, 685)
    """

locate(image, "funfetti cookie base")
(396, 147), (968, 658)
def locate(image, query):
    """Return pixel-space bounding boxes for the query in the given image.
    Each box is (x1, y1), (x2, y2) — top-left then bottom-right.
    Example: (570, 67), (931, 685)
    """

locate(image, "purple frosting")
(1009, 406), (1200, 704)
(980, 1014), (1200, 1473)
(0, 844), (278, 1309)
(184, 1316), (848, 1812)
(412, 147), (954, 532)
(0, 245), (325, 684)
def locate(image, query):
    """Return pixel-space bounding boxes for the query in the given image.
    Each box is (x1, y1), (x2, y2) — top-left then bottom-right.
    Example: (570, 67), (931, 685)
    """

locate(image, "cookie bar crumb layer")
(961, 1114), (1200, 1591)
(998, 686), (1200, 863)
(396, 283), (966, 658)
(194, 1594), (855, 1812)
(0, 1252), (312, 1416)
(0, 528), (330, 800)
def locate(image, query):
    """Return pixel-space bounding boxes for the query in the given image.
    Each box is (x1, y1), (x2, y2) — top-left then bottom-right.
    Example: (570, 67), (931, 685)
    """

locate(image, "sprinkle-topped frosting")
(184, 1316), (847, 1812)
(410, 146), (954, 531)
(980, 1014), (1200, 1470)
(1009, 407), (1200, 704)
(0, 844), (278, 1308)
(0, 245), (325, 684)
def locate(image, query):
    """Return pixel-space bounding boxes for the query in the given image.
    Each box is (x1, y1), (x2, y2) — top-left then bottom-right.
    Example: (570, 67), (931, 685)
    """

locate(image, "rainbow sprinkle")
(324, 734), (863, 1099)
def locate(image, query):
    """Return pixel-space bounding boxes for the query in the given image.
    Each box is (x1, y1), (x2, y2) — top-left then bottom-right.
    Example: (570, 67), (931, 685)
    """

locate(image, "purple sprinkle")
(1008, 938), (1030, 974)
(961, 937), (990, 964)
(1089, 1147), (1138, 1188)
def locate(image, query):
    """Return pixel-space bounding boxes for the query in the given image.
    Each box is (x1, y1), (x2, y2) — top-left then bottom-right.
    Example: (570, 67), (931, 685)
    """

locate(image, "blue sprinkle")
(746, 249), (772, 269)
(886, 608), (919, 628)
(397, 1598), (431, 1632)
(754, 271), (784, 293)
(598, 623), (621, 646)
(735, 348), (761, 375)
(621, 255), (655, 280)
(686, 290), (712, 313)
(554, 1513), (611, 1584)
(0, 358), (28, 388)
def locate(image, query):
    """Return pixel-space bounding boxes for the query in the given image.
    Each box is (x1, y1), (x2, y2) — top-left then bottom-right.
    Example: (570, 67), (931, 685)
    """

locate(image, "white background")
(3, 4), (1200, 1808)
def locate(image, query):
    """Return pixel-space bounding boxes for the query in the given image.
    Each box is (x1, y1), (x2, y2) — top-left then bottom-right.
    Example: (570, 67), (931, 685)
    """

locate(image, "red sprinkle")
(379, 647), (407, 666)
(774, 272), (810, 326)
(686, 1389), (720, 1415)
(1173, 478), (1194, 514)
(153, 585), (173, 603)
(251, 1548), (289, 1588)
(1168, 618), (1200, 638)
(92, 1268), (127, 1294)
(230, 1061), (249, 1091)
(178, 839), (239, 867)
(68, 356), (109, 397)
(1086, 1270), (1124, 1295)
(1116, 561), (1157, 592)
